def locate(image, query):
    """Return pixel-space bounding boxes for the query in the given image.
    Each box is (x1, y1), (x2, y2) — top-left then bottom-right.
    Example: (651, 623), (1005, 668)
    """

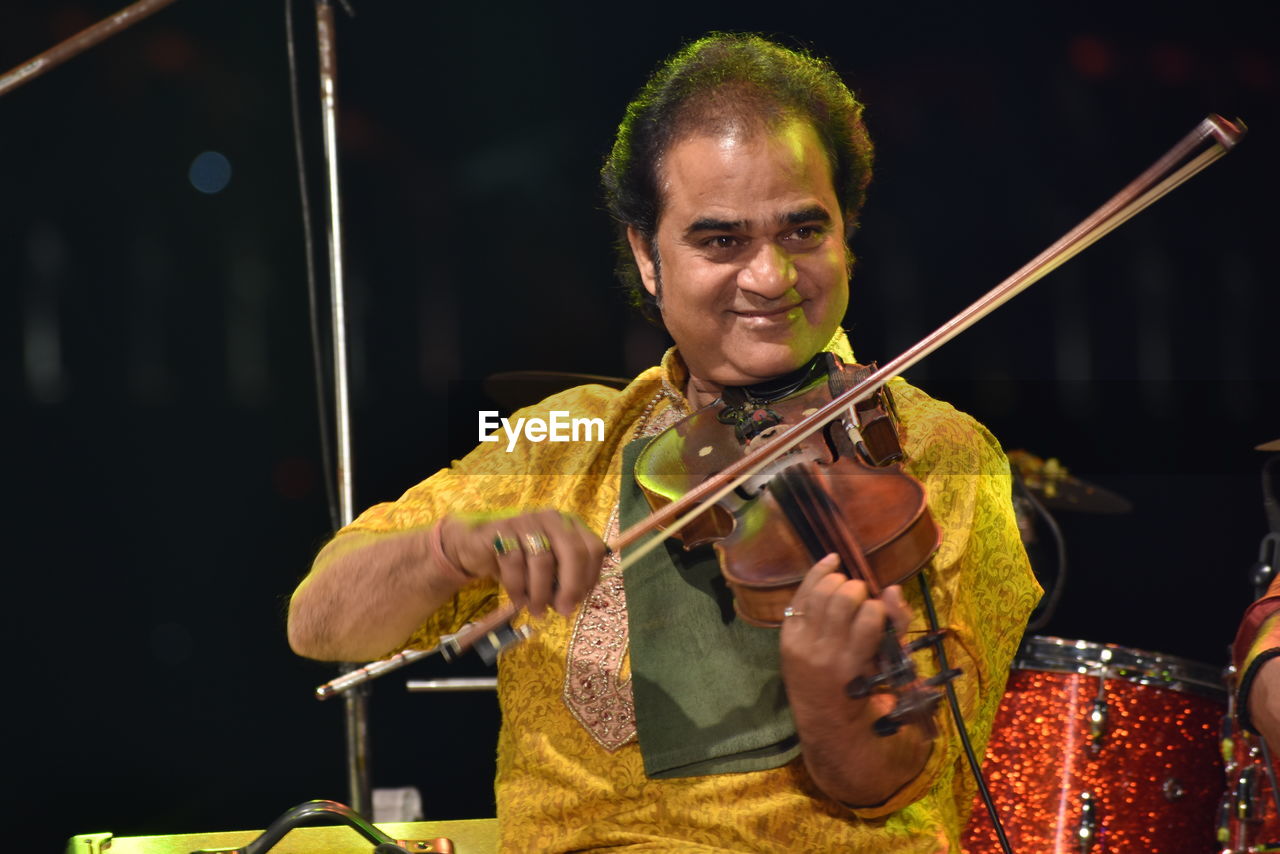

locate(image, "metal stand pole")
(0, 0), (180, 98)
(313, 0), (370, 816)
(2, 0), (373, 816)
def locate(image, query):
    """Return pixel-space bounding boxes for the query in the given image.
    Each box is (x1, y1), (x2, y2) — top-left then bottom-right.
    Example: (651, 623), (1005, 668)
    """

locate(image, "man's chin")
(715, 353), (823, 387)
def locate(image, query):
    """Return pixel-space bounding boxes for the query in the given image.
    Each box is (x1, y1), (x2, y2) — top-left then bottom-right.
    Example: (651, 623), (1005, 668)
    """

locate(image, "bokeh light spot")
(189, 150), (232, 194)
(1068, 35), (1113, 79)
(1148, 42), (1193, 85)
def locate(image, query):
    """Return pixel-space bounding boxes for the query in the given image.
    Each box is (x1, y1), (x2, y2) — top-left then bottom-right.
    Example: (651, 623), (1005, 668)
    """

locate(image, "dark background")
(5, 0), (1277, 849)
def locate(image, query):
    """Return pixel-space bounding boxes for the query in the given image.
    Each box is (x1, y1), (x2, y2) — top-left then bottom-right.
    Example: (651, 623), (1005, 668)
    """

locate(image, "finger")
(491, 527), (529, 612)
(519, 526), (557, 617)
(849, 596), (888, 672)
(820, 577), (869, 634)
(791, 553), (843, 605)
(553, 515), (602, 616)
(880, 585), (913, 635)
(782, 557), (836, 644)
(577, 516), (608, 579)
(801, 561), (857, 629)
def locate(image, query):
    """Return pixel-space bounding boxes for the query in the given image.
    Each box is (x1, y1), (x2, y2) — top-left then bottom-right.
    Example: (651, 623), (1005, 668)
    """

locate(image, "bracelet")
(430, 518), (475, 581)
(1237, 647), (1280, 734)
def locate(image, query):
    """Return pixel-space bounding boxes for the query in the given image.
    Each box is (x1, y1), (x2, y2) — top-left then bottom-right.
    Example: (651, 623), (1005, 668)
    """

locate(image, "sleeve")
(1233, 574), (1280, 733)
(336, 465), (506, 653)
(850, 382), (1040, 820)
(332, 383), (624, 652)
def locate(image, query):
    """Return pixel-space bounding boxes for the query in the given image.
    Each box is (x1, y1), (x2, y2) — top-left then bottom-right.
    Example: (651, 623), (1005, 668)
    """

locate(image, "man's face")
(628, 119), (849, 390)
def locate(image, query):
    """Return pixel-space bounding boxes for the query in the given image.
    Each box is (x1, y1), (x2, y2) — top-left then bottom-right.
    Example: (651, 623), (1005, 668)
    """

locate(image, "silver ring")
(783, 606), (804, 618)
(523, 532), (551, 556)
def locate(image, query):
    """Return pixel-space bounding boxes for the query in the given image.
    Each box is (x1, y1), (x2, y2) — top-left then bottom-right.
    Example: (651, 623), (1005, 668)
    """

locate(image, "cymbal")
(1258, 438), (1280, 452)
(1006, 449), (1132, 514)
(482, 371), (630, 411)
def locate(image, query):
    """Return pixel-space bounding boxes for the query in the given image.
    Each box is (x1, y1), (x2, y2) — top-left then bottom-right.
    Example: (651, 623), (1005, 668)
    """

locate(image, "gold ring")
(492, 533), (520, 557)
(523, 532), (551, 556)
(782, 606), (804, 618)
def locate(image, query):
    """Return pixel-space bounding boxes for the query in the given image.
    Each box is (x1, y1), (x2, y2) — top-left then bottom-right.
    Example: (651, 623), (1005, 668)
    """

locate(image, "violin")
(632, 352), (956, 735)
(634, 354), (935, 625)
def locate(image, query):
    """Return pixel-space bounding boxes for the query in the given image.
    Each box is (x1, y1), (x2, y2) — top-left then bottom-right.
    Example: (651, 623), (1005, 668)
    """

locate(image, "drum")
(962, 636), (1227, 853)
(1221, 716), (1280, 852)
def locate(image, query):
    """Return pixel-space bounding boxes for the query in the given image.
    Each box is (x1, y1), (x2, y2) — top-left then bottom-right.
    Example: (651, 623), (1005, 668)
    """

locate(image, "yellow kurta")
(341, 338), (1039, 853)
(1233, 573), (1280, 732)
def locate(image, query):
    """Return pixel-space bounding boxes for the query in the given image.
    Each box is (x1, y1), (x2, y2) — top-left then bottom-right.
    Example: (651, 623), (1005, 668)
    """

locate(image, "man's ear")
(626, 226), (660, 298)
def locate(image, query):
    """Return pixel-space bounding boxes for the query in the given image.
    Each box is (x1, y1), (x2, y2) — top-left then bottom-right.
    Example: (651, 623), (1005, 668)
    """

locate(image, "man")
(289, 34), (1039, 852)
(1235, 574), (1280, 748)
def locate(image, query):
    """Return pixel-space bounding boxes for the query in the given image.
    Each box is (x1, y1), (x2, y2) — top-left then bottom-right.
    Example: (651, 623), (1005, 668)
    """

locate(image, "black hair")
(601, 33), (874, 325)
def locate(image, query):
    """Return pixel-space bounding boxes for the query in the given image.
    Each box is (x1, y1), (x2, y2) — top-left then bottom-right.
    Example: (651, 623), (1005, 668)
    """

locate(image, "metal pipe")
(313, 0), (368, 816)
(0, 0), (180, 98)
(406, 678), (499, 693)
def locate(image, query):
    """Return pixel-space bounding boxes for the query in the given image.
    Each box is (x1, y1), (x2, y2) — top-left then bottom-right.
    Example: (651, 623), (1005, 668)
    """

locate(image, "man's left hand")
(780, 553), (913, 709)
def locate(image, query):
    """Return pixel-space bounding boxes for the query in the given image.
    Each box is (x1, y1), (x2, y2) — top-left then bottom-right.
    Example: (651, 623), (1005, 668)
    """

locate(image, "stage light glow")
(188, 150), (232, 194)
(1068, 35), (1112, 79)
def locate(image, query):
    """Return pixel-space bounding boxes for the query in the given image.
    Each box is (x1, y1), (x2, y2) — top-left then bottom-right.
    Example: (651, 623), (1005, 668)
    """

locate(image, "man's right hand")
(288, 509), (605, 662)
(441, 510), (606, 619)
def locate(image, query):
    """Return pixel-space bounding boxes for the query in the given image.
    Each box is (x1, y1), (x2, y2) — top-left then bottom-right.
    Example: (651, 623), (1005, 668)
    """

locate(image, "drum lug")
(1087, 696), (1109, 754)
(1086, 659), (1111, 754)
(1234, 764), (1260, 822)
(1217, 790), (1235, 851)
(1077, 789), (1098, 853)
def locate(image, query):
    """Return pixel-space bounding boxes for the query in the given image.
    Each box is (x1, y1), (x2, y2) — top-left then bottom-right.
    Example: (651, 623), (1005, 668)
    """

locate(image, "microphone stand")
(305, 0), (369, 815)
(2, 0), (373, 816)
(0, 0), (181, 97)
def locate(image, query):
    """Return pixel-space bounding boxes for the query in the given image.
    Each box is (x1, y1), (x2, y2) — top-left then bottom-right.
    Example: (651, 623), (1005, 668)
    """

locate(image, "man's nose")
(738, 242), (797, 298)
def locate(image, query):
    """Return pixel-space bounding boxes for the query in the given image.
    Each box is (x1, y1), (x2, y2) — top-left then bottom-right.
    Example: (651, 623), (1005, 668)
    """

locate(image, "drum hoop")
(1015, 635), (1226, 699)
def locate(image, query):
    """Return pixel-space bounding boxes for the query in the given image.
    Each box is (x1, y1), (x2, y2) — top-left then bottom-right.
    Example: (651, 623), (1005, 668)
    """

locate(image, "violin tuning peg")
(845, 672), (889, 699)
(873, 714), (902, 737)
(845, 675), (872, 699)
(904, 630), (948, 654)
(925, 667), (962, 688)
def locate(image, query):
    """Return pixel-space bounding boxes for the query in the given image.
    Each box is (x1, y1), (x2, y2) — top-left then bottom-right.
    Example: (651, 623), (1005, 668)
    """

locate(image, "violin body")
(720, 456), (940, 625)
(634, 356), (941, 627)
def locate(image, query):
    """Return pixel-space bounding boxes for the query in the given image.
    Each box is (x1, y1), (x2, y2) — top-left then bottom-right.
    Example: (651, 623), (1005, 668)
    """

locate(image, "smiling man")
(626, 120), (849, 403)
(288, 34), (1038, 852)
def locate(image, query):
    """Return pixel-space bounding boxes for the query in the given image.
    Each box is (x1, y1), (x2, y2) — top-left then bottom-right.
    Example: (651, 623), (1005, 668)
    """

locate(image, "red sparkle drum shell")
(962, 636), (1227, 854)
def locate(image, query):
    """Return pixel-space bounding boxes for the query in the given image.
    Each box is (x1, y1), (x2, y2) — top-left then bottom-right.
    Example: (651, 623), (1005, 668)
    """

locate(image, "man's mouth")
(732, 302), (803, 319)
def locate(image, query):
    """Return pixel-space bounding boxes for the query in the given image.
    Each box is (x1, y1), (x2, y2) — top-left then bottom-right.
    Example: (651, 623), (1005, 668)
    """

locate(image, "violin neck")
(771, 463), (881, 594)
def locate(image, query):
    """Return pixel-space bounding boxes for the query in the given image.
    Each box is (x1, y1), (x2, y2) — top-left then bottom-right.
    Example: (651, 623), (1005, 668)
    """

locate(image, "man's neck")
(684, 376), (726, 410)
(683, 355), (828, 410)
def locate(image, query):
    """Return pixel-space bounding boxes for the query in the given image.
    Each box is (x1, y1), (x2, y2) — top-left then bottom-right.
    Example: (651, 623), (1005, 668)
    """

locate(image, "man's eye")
(703, 235), (740, 250)
(789, 226), (826, 244)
